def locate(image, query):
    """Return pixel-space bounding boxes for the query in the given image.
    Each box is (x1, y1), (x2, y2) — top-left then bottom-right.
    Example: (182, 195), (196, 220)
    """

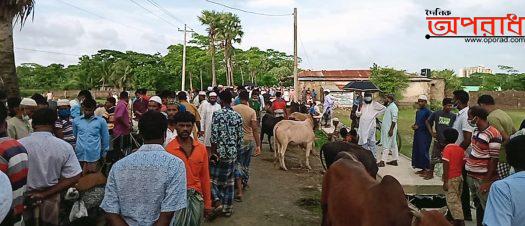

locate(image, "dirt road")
(205, 144), (324, 226)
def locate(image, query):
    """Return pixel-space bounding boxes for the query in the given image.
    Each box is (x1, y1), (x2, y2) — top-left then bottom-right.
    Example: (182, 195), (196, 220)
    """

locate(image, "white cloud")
(245, 0), (296, 8)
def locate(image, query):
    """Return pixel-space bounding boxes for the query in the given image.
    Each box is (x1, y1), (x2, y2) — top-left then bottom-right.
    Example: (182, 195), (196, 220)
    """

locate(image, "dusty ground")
(205, 143), (324, 226)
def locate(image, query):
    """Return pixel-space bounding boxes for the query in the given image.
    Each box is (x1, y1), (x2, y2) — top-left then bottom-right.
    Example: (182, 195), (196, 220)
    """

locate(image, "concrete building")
(459, 66), (493, 77)
(298, 69), (445, 106)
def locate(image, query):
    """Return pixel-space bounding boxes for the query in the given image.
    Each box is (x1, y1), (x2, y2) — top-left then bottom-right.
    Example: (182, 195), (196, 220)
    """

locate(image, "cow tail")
(320, 145), (327, 170)
(273, 125), (279, 160)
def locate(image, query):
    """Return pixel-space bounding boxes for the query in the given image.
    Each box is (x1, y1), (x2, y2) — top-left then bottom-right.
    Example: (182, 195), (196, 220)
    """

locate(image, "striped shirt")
(466, 125), (502, 179)
(55, 117), (76, 148)
(0, 137), (28, 223)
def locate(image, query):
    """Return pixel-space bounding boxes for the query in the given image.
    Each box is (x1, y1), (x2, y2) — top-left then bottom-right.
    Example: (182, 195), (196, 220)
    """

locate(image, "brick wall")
(468, 91), (525, 109)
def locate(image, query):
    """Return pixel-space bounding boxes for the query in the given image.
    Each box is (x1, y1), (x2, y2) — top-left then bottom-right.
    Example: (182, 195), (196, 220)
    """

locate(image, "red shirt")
(272, 98), (286, 110)
(442, 144), (465, 179)
(165, 137), (212, 209)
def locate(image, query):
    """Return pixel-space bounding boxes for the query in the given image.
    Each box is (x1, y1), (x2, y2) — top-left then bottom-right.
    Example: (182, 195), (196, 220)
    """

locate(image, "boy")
(441, 128), (465, 226)
(425, 98), (456, 179)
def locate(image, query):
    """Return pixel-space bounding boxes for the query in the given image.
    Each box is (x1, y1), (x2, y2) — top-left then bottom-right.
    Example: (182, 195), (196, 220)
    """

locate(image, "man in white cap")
(54, 99), (76, 148)
(148, 96), (163, 112)
(7, 98), (36, 139)
(357, 92), (386, 156)
(193, 91), (207, 108)
(406, 94), (433, 172)
(321, 89), (335, 127)
(378, 94), (400, 167)
(198, 92), (221, 152)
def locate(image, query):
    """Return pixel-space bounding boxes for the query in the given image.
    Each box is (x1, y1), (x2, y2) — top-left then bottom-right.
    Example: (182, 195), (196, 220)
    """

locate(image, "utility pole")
(293, 8), (299, 103)
(178, 24), (194, 91)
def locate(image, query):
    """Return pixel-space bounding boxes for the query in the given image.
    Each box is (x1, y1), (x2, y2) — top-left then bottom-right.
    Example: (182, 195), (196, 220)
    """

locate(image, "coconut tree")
(1, 1), (34, 98)
(198, 10), (221, 87)
(217, 12), (243, 87)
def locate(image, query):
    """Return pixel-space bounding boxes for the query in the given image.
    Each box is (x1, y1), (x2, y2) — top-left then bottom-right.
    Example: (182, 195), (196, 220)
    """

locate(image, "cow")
(322, 156), (451, 226)
(289, 112), (309, 121)
(273, 115), (316, 170)
(261, 114), (284, 152)
(320, 141), (378, 178)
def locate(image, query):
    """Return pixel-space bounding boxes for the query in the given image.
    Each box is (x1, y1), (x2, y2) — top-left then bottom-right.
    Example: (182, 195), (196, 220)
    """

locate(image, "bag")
(69, 200), (88, 222)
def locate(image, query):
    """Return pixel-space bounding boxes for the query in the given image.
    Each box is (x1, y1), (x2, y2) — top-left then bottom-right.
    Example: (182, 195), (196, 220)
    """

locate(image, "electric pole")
(178, 24), (194, 91)
(293, 8), (299, 103)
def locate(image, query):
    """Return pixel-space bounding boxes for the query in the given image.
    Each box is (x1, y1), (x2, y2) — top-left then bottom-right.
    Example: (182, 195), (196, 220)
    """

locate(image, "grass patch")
(314, 130), (329, 150)
(296, 194), (322, 215)
(335, 108), (525, 158)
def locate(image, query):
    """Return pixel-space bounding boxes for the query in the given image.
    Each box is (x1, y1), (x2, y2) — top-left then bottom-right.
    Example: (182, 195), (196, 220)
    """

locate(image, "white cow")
(273, 116), (316, 170)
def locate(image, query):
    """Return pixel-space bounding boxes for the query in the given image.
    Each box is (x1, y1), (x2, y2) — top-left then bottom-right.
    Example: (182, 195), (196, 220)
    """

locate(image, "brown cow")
(322, 156), (451, 226)
(273, 116), (316, 170)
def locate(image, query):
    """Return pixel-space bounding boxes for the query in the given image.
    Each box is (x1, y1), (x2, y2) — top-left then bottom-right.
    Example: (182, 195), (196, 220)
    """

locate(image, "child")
(441, 128), (465, 226)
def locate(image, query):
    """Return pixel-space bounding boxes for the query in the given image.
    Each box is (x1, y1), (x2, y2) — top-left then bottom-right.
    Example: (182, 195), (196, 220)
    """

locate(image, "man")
(7, 98), (36, 140)
(483, 135), (525, 226)
(178, 91), (202, 138)
(477, 94), (516, 179)
(425, 98), (456, 180)
(322, 89), (335, 127)
(410, 95), (432, 172)
(351, 91), (363, 129)
(73, 98), (110, 175)
(465, 106), (502, 223)
(271, 91), (287, 118)
(111, 91), (131, 163)
(70, 90), (92, 119)
(452, 90), (475, 221)
(31, 93), (48, 109)
(165, 101), (190, 147)
(0, 171), (12, 224)
(94, 97), (116, 134)
(0, 103), (28, 226)
(199, 92), (221, 153)
(165, 111), (211, 225)
(19, 109), (82, 226)
(378, 94), (400, 167)
(54, 99), (76, 148)
(148, 96), (163, 112)
(356, 92), (386, 156)
(233, 91), (262, 200)
(193, 91), (207, 108)
(132, 88), (148, 120)
(249, 90), (263, 121)
(100, 111), (187, 226)
(209, 91), (243, 218)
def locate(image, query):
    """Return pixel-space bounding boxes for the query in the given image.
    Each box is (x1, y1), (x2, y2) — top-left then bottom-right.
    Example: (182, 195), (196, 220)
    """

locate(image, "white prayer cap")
(418, 95), (428, 101)
(20, 98), (37, 107)
(57, 99), (70, 107)
(207, 87), (213, 91)
(218, 85), (224, 88)
(149, 96), (162, 105)
(199, 91), (206, 96)
(209, 92), (217, 97)
(325, 89), (330, 93)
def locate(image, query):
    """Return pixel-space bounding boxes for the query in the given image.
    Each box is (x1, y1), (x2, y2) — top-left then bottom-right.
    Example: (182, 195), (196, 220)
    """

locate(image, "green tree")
(370, 64), (409, 99)
(431, 69), (462, 93)
(198, 10), (221, 86)
(1, 0), (35, 97)
(216, 12), (243, 87)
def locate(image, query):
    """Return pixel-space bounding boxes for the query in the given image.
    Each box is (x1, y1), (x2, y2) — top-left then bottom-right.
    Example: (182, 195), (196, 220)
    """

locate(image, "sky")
(12, 0), (525, 74)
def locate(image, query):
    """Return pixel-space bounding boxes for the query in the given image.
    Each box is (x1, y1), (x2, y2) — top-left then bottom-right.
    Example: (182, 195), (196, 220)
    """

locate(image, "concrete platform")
(320, 123), (443, 196)
(377, 155), (444, 195)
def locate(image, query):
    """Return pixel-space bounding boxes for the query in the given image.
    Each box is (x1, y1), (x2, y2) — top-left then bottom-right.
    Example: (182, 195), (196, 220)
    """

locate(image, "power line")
(204, 0), (293, 17)
(127, 0), (179, 28)
(144, 0), (193, 29)
(56, 0), (145, 32)
(299, 35), (312, 69)
(15, 47), (81, 56)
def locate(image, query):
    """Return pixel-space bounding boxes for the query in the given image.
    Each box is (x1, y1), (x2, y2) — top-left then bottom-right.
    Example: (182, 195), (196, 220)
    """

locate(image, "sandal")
(252, 153), (261, 157)
(207, 205), (223, 221)
(235, 195), (243, 202)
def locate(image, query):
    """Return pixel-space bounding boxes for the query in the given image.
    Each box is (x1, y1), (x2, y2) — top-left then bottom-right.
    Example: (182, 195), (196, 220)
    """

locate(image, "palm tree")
(198, 10), (220, 87)
(0, 0), (35, 98)
(217, 12), (243, 87)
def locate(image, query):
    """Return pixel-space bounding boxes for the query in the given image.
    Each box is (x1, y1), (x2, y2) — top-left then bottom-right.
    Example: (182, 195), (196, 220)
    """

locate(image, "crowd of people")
(0, 85), (305, 226)
(348, 90), (525, 226)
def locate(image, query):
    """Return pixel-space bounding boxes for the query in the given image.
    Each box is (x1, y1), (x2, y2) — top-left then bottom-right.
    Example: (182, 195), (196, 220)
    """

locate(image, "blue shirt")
(483, 171), (525, 226)
(100, 144), (187, 226)
(73, 115), (110, 162)
(70, 101), (81, 119)
(211, 107), (243, 160)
